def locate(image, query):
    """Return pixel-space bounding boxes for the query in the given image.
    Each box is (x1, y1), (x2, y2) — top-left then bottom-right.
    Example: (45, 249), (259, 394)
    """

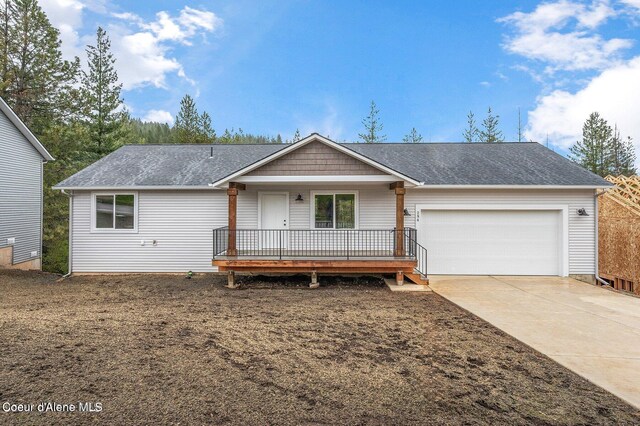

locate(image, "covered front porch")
(211, 180), (428, 287)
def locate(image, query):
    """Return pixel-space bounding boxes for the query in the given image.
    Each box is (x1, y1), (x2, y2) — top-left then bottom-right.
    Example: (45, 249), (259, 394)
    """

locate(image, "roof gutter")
(54, 185), (220, 191)
(55, 183), (613, 191)
(412, 184), (614, 189)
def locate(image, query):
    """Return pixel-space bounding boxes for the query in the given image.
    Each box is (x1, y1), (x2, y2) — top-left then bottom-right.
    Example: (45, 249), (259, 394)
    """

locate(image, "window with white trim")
(312, 192), (357, 229)
(94, 193), (136, 231)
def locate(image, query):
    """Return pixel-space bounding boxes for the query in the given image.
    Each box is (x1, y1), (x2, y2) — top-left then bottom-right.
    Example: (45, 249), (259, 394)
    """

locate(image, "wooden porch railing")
(213, 227), (426, 274)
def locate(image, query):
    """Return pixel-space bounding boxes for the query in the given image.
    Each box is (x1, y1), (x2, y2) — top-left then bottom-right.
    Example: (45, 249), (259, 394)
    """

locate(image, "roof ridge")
(122, 143), (287, 146)
(123, 141), (541, 146)
(341, 142), (539, 145)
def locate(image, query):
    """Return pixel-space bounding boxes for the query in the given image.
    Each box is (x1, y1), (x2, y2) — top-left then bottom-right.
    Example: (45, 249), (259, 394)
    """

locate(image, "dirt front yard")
(0, 270), (638, 425)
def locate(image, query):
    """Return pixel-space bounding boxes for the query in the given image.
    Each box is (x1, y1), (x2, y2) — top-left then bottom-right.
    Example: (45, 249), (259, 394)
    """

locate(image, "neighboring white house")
(0, 97), (54, 270)
(54, 133), (610, 284)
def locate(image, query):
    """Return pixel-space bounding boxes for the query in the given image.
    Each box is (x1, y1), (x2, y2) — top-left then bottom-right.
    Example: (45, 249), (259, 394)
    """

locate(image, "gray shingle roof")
(55, 144), (286, 188)
(344, 142), (610, 186)
(54, 140), (611, 188)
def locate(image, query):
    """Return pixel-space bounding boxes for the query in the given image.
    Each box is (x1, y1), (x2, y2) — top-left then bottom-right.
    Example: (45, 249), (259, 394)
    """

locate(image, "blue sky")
(41, 0), (640, 162)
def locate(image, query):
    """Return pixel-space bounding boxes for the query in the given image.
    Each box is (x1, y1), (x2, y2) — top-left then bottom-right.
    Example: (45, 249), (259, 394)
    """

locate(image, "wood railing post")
(391, 182), (405, 257)
(226, 182), (245, 256)
(227, 187), (238, 256)
(227, 182), (246, 256)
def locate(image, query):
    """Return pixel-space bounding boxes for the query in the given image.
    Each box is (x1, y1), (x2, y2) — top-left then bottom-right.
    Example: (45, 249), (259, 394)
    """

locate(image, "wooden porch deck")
(214, 249), (406, 260)
(212, 256), (427, 286)
(216, 180), (428, 286)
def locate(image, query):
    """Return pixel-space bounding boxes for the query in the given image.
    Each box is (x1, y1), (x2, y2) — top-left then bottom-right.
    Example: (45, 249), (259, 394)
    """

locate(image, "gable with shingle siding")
(246, 141), (387, 176)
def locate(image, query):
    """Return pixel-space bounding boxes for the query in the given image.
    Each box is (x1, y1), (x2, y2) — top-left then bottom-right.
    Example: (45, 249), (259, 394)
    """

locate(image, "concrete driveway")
(429, 276), (640, 410)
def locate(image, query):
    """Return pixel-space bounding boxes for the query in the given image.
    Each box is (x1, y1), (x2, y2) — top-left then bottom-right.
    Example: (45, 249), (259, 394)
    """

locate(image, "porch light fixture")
(404, 208), (411, 216)
(295, 193), (304, 202)
(577, 208), (589, 216)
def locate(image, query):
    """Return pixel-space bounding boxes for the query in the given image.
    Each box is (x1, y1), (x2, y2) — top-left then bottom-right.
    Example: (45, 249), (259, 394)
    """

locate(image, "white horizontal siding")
(239, 187), (398, 252)
(0, 110), (43, 264)
(71, 186), (596, 275)
(240, 187), (397, 230)
(72, 191), (227, 272)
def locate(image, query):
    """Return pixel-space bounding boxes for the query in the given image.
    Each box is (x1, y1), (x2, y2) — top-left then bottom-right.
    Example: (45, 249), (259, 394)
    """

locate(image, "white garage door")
(420, 209), (561, 275)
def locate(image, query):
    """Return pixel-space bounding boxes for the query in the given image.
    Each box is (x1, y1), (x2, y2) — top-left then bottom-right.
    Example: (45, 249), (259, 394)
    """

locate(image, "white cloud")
(620, 0), (640, 9)
(499, 1), (631, 72)
(146, 11), (186, 42)
(501, 1), (640, 168)
(480, 81), (491, 87)
(176, 7), (222, 38)
(143, 109), (174, 125)
(526, 56), (640, 166)
(108, 28), (184, 89)
(39, 0), (86, 59)
(115, 7), (222, 45)
(41, 1), (222, 90)
(111, 8), (221, 89)
(501, 0), (583, 30)
(298, 103), (344, 141)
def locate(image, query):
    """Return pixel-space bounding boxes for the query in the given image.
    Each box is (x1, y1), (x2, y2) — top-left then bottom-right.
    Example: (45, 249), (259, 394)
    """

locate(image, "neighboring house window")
(312, 192), (357, 229)
(92, 193), (137, 232)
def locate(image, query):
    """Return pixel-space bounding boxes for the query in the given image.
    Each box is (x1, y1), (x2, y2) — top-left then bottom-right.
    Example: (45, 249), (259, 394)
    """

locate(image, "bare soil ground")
(0, 270), (638, 425)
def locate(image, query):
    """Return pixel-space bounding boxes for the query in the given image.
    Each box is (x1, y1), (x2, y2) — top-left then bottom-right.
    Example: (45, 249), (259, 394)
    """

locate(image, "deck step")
(385, 278), (432, 292)
(404, 272), (429, 286)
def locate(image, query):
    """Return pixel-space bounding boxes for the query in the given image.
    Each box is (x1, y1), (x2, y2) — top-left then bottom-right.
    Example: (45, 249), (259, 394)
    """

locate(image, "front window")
(94, 193), (136, 231)
(313, 192), (356, 229)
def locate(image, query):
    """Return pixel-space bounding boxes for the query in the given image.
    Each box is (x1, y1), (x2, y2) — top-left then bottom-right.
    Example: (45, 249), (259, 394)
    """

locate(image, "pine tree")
(358, 100), (386, 143)
(40, 122), (92, 273)
(218, 128), (233, 144)
(172, 95), (217, 144)
(292, 128), (301, 142)
(478, 107), (504, 143)
(569, 112), (613, 177)
(610, 125), (637, 176)
(462, 111), (478, 142)
(173, 94), (201, 143)
(128, 119), (173, 144)
(81, 27), (127, 154)
(0, 0), (15, 94)
(200, 111), (216, 143)
(403, 127), (423, 143)
(233, 128), (244, 143)
(620, 137), (637, 175)
(517, 108), (523, 142)
(0, 0), (80, 131)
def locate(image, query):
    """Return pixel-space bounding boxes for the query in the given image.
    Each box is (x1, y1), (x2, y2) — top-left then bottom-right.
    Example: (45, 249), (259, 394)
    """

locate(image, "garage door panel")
(422, 210), (560, 275)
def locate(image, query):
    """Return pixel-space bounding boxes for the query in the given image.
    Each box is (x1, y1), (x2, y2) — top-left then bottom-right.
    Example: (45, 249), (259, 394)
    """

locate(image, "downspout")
(594, 189), (610, 287)
(61, 190), (73, 278)
(40, 160), (45, 270)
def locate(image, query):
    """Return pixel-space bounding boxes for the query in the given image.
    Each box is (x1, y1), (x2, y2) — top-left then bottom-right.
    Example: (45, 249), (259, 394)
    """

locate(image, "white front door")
(259, 192), (289, 249)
